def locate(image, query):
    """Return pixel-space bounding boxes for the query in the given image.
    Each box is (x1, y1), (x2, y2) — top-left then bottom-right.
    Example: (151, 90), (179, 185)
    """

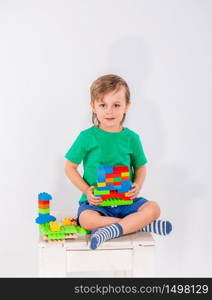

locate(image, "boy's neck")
(97, 124), (124, 133)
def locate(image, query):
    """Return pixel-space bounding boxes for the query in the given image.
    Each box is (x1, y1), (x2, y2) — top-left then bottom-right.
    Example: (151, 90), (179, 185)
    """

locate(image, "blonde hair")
(90, 74), (130, 126)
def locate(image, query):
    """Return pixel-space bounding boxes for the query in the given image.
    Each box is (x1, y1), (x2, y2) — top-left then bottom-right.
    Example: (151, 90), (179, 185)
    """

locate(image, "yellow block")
(50, 221), (60, 232)
(97, 182), (106, 187)
(121, 172), (129, 177)
(62, 217), (71, 226)
(125, 193), (129, 196)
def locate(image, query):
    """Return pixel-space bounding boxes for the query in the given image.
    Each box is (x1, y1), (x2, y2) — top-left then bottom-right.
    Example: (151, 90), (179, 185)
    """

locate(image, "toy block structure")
(35, 192), (56, 224)
(35, 192), (90, 242)
(94, 166), (133, 206)
(39, 221), (90, 241)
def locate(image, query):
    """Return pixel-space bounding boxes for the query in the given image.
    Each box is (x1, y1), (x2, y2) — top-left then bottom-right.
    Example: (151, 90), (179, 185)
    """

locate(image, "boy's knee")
(78, 210), (100, 231)
(148, 201), (161, 219)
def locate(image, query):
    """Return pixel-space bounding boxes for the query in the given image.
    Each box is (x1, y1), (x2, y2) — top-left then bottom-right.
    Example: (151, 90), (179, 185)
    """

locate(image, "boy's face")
(91, 86), (130, 131)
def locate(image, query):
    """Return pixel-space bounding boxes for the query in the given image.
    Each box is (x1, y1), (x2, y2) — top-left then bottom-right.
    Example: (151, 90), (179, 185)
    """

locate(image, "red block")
(38, 199), (50, 205)
(106, 173), (121, 178)
(113, 166), (129, 173)
(113, 182), (121, 186)
(122, 196), (131, 200)
(122, 176), (129, 180)
(116, 193), (126, 197)
(102, 194), (131, 201)
(110, 190), (118, 196)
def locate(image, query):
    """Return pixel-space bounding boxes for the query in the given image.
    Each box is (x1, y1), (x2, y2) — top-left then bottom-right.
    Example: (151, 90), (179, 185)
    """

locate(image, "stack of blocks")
(35, 192), (90, 241)
(94, 166), (133, 206)
(35, 192), (56, 224)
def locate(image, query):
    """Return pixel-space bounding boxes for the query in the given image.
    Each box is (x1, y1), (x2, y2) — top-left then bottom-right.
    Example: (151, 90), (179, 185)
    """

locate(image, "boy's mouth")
(105, 118), (115, 121)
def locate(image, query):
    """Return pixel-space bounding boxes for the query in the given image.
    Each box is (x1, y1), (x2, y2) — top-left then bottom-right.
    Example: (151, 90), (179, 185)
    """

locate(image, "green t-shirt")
(64, 126), (147, 203)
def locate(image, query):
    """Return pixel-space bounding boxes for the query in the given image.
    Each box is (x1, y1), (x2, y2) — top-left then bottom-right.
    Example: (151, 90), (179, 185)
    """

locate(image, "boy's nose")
(105, 106), (113, 113)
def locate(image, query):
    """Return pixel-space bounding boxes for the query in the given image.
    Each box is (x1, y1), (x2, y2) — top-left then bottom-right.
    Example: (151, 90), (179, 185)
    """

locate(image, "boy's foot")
(90, 223), (123, 250)
(141, 219), (172, 235)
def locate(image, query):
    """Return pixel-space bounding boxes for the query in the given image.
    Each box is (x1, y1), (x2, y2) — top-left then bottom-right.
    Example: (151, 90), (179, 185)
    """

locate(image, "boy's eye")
(99, 103), (120, 108)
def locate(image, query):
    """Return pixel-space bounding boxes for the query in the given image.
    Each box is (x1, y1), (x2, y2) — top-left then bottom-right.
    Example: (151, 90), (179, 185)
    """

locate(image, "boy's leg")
(90, 201), (172, 250)
(79, 210), (121, 231)
(118, 201), (160, 234)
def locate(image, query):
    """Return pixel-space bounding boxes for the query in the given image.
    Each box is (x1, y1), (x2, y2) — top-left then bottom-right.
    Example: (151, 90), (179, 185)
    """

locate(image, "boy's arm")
(133, 165), (147, 189)
(64, 160), (89, 194)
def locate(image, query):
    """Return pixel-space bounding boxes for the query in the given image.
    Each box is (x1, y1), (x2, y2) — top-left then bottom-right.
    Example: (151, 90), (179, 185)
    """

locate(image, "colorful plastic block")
(97, 182), (106, 187)
(94, 166), (133, 206)
(35, 192), (56, 224)
(62, 217), (71, 226)
(98, 198), (133, 207)
(121, 172), (129, 177)
(50, 221), (60, 232)
(113, 166), (129, 172)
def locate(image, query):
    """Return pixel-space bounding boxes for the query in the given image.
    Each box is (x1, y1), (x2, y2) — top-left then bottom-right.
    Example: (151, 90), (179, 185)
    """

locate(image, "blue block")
(38, 192), (52, 201)
(122, 180), (132, 187)
(97, 166), (105, 172)
(117, 187), (129, 193)
(97, 177), (105, 183)
(103, 166), (113, 174)
(35, 214), (56, 224)
(97, 173), (106, 182)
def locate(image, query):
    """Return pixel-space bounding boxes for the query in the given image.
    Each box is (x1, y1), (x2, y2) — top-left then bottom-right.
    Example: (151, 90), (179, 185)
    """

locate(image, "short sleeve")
(131, 135), (147, 168)
(64, 132), (87, 164)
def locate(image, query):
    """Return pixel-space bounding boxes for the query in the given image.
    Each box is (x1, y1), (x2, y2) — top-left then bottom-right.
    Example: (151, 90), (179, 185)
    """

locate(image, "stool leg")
(132, 245), (155, 277)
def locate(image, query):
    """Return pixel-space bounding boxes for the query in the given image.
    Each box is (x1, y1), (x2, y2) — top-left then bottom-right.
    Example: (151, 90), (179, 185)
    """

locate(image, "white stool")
(38, 212), (155, 277)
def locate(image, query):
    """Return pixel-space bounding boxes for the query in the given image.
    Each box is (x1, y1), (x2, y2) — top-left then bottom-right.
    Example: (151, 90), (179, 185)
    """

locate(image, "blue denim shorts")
(77, 197), (148, 226)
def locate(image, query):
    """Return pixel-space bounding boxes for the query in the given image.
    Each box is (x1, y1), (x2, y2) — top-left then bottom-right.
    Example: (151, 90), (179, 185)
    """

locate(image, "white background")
(0, 0), (212, 277)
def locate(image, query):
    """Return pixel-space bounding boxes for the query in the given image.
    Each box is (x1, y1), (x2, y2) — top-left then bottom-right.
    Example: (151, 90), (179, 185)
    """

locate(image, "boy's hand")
(128, 182), (141, 199)
(85, 186), (103, 206)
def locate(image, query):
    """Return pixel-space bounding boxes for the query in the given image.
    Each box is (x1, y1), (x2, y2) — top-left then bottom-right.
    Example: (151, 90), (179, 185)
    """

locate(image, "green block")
(38, 208), (50, 214)
(47, 232), (65, 240)
(76, 226), (91, 234)
(38, 222), (91, 240)
(39, 223), (51, 234)
(60, 225), (78, 234)
(98, 198), (133, 207)
(113, 177), (121, 182)
(94, 187), (110, 195)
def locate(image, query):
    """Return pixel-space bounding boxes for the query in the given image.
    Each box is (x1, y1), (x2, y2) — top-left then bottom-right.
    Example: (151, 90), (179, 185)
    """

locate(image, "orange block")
(39, 203), (49, 209)
(106, 178), (113, 182)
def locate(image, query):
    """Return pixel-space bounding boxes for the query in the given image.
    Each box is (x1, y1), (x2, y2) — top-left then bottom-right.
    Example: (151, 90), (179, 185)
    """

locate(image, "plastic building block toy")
(39, 222), (90, 241)
(35, 192), (56, 224)
(50, 221), (60, 232)
(93, 166), (133, 207)
(62, 217), (71, 226)
(98, 198), (133, 207)
(62, 217), (77, 227)
(35, 192), (91, 242)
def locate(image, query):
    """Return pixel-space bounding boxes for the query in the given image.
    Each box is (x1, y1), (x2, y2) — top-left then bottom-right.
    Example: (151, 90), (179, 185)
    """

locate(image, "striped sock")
(141, 220), (172, 235)
(90, 223), (123, 250)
